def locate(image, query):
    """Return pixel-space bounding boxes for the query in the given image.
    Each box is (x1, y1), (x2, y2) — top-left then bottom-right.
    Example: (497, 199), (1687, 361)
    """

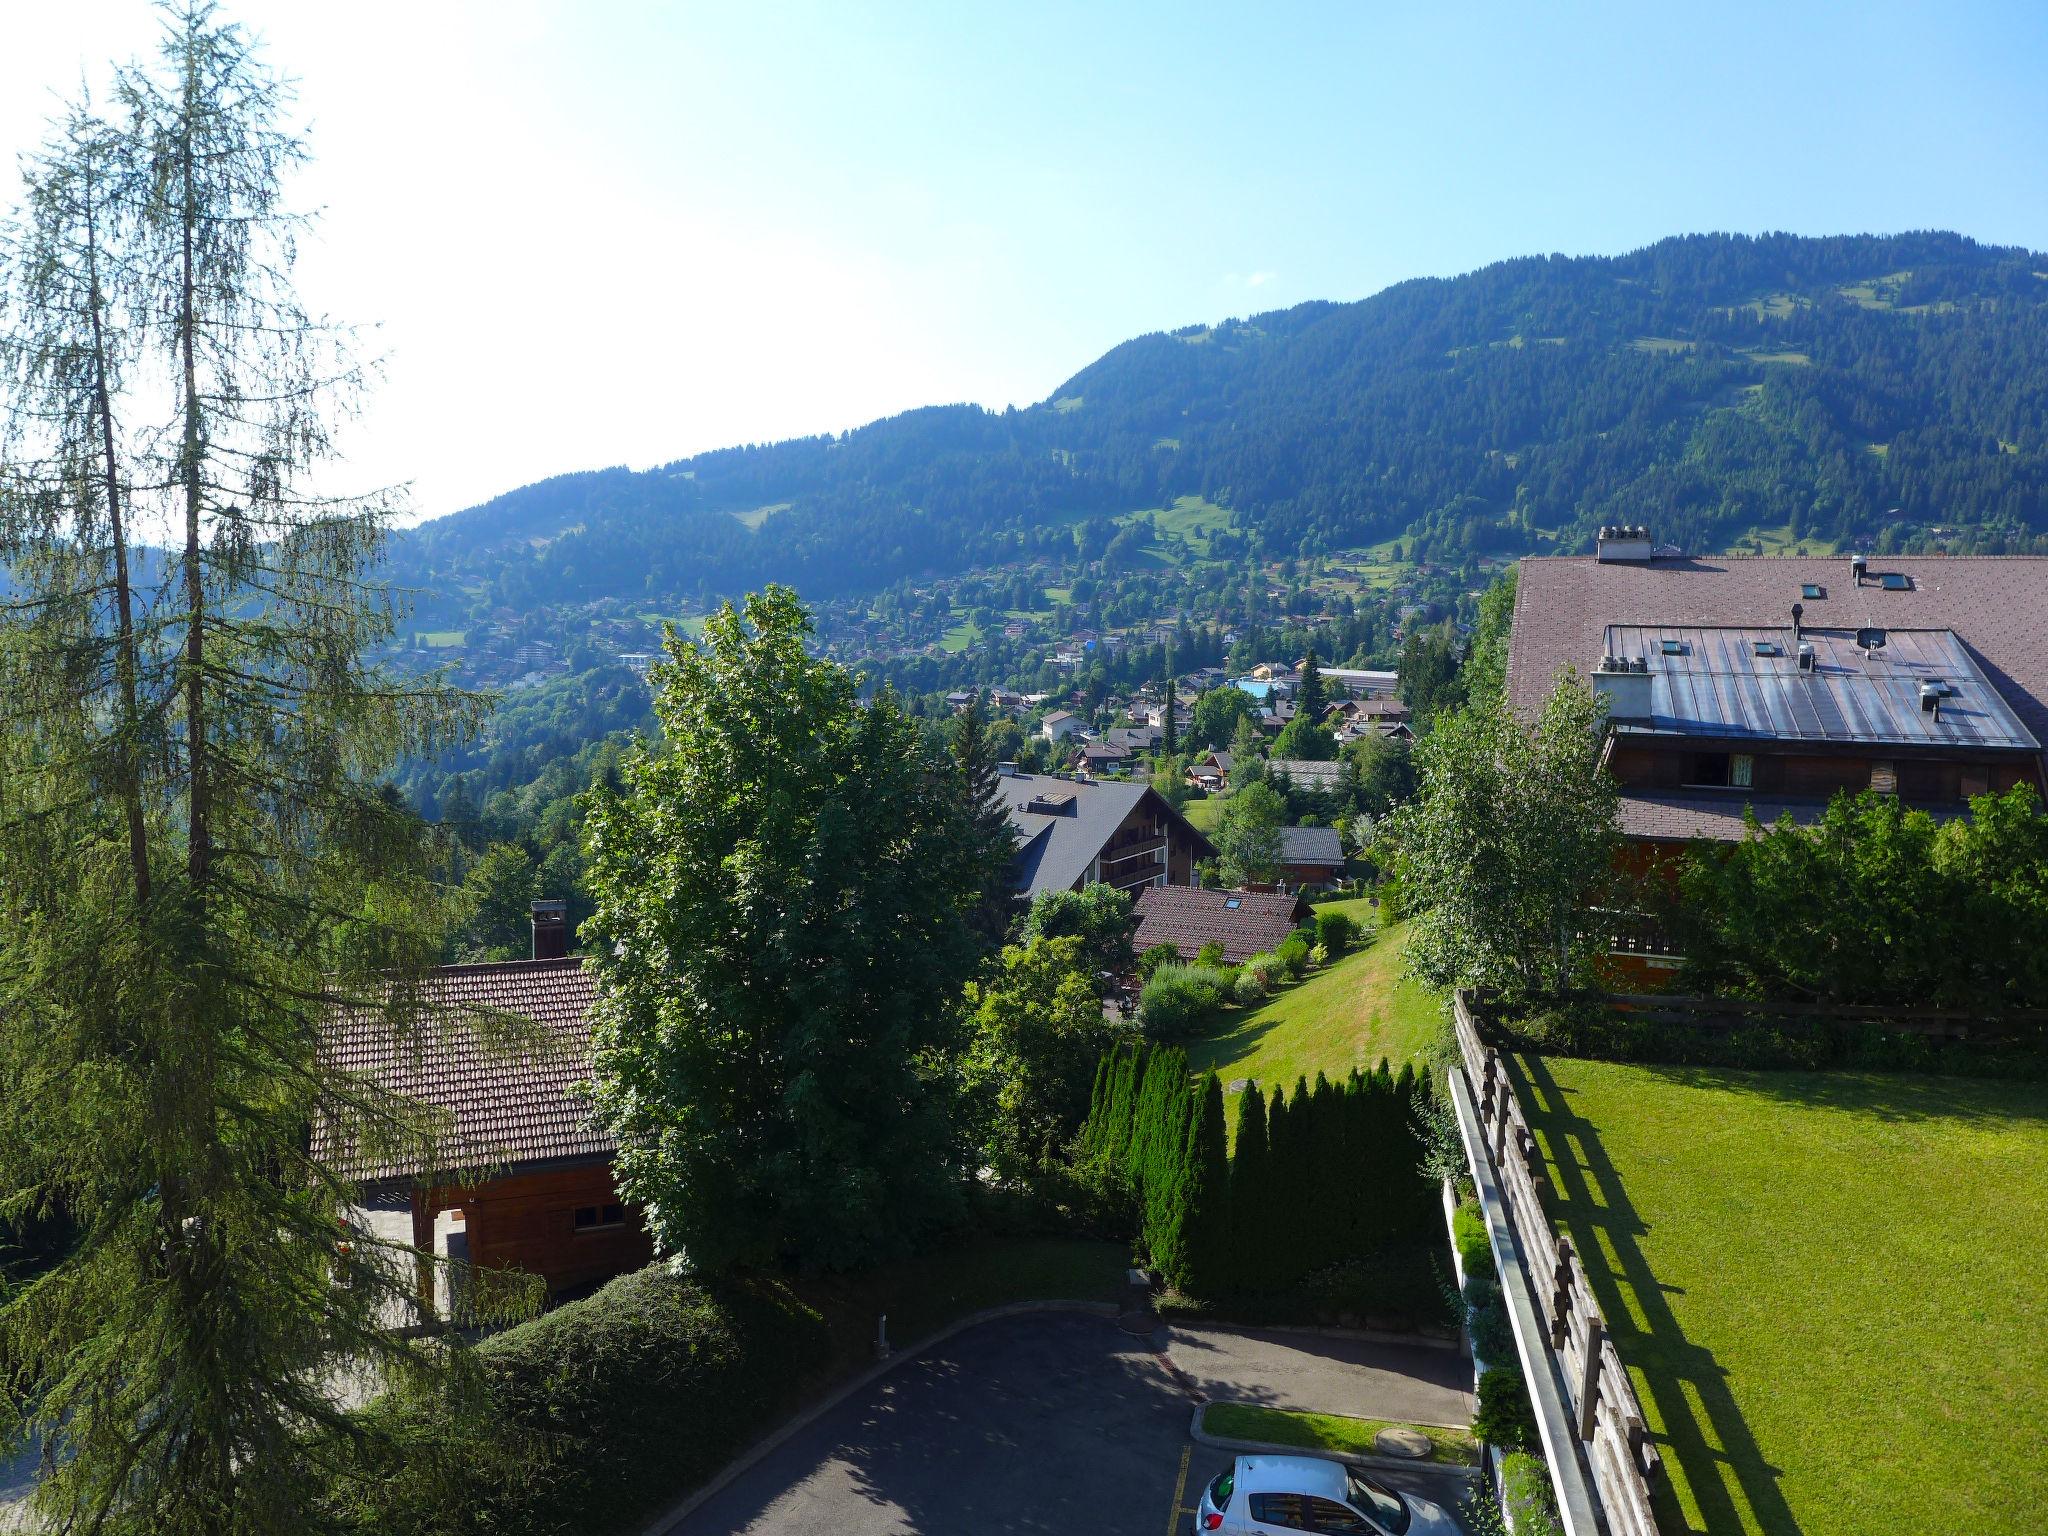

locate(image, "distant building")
(1276, 825), (1347, 890)
(996, 770), (1216, 899)
(1131, 886), (1312, 965)
(1041, 710), (1084, 742)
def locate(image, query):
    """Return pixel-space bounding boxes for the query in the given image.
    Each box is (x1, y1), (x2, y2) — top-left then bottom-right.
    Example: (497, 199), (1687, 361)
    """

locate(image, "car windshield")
(1347, 1473), (1409, 1534)
(1208, 1471), (1233, 1509)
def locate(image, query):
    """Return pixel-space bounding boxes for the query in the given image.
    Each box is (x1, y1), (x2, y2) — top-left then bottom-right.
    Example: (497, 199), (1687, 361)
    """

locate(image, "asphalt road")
(676, 1311), (1478, 1536)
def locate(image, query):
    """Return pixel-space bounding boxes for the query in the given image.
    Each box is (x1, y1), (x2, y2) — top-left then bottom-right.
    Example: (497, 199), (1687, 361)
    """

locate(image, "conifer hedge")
(1079, 1045), (1439, 1302)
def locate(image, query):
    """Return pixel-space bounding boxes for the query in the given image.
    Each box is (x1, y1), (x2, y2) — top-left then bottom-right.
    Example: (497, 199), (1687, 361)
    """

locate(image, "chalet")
(318, 906), (651, 1315)
(1041, 709), (1083, 742)
(1187, 751), (1234, 791)
(1509, 548), (2048, 864)
(1132, 885), (1313, 965)
(1080, 742), (1130, 772)
(1277, 825), (1347, 889)
(1106, 725), (1165, 754)
(1328, 696), (1412, 740)
(997, 770), (1216, 898)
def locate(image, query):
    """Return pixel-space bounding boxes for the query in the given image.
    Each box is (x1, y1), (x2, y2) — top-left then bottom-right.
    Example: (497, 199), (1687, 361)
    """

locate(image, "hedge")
(337, 1266), (827, 1535)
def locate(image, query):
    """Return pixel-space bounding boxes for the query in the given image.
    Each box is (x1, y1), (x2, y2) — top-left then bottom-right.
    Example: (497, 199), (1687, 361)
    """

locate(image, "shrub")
(1499, 1453), (1565, 1536)
(1247, 952), (1289, 991)
(1461, 1266), (1500, 1311)
(1315, 909), (1359, 955)
(342, 1266), (828, 1535)
(1140, 964), (1226, 1038)
(1469, 1298), (1516, 1363)
(1234, 969), (1267, 1006)
(1288, 925), (1319, 951)
(1473, 1363), (1539, 1451)
(1194, 940), (1226, 968)
(1136, 943), (1180, 982)
(1452, 1200), (1492, 1274)
(1309, 943), (1329, 969)
(1276, 937), (1311, 979)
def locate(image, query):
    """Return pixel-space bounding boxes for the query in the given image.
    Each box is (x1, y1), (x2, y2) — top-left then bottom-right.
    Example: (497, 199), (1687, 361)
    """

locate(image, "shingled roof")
(1133, 886), (1312, 965)
(1278, 825), (1346, 869)
(1509, 555), (2048, 768)
(316, 957), (608, 1185)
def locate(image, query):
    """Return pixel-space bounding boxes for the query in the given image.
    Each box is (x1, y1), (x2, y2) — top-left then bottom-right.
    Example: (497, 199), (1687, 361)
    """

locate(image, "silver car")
(1192, 1453), (1460, 1535)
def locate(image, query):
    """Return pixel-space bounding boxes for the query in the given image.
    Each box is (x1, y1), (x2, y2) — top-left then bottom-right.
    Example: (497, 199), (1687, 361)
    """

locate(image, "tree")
(0, 8), (493, 1529)
(1216, 780), (1287, 888)
(1461, 568), (1519, 713)
(1347, 731), (1418, 816)
(1174, 1073), (1230, 1295)
(1297, 645), (1328, 720)
(584, 587), (987, 1272)
(1272, 714), (1337, 761)
(1162, 671), (1179, 757)
(459, 842), (540, 959)
(963, 935), (1131, 1181)
(1228, 713), (1267, 785)
(1020, 882), (1135, 989)
(1227, 1082), (1269, 1291)
(1399, 624), (1465, 731)
(952, 690), (1023, 945)
(1192, 684), (1257, 750)
(1382, 675), (1621, 996)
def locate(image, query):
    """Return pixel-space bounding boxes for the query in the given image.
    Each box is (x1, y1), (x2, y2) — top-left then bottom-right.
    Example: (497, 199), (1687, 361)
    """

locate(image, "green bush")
(1473, 1363), (1539, 1451)
(1315, 909), (1360, 955)
(1461, 1266), (1500, 1311)
(1500, 1452), (1564, 1536)
(1452, 1200), (1492, 1274)
(1234, 969), (1267, 1006)
(1276, 937), (1311, 979)
(1140, 964), (1227, 1038)
(1194, 940), (1227, 968)
(341, 1266), (827, 1535)
(1136, 943), (1181, 982)
(1469, 1298), (1516, 1362)
(1248, 952), (1290, 991)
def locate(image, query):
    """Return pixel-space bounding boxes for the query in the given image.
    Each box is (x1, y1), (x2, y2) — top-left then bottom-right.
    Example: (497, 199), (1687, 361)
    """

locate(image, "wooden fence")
(1455, 990), (1663, 1536)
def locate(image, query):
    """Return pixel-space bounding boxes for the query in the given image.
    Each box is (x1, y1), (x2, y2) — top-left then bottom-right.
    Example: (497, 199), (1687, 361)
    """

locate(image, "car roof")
(1233, 1454), (1349, 1501)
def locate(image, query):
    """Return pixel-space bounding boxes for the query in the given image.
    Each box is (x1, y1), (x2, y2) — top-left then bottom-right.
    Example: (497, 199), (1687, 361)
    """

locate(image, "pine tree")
(1162, 663), (1179, 757)
(1176, 1073), (1230, 1295)
(1228, 1083), (1269, 1293)
(1298, 644), (1328, 720)
(952, 688), (1020, 944)
(0, 8), (494, 1529)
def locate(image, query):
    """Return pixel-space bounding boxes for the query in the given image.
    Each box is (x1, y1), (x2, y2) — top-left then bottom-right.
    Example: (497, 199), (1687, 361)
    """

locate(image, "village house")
(1276, 825), (1347, 889)
(1266, 758), (1347, 793)
(1187, 750), (1234, 792)
(318, 903), (651, 1315)
(996, 769), (1216, 898)
(1040, 709), (1083, 743)
(1131, 885), (1313, 965)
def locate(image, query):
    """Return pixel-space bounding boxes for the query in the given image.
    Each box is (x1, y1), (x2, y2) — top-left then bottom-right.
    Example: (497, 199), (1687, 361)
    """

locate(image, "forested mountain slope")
(396, 231), (2048, 608)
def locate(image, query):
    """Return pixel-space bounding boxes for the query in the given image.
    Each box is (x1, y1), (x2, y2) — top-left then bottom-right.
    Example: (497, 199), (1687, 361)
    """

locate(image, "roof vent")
(1797, 641), (1817, 672)
(1849, 553), (1868, 585)
(1919, 681), (1944, 717)
(1592, 652), (1653, 719)
(1596, 525), (1655, 564)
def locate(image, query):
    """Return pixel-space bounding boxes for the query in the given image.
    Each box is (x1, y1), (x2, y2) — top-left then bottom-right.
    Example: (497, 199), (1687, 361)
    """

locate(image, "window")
(1659, 638), (1685, 656)
(574, 1203), (626, 1232)
(1224, 897), (1242, 910)
(1752, 640), (1781, 657)
(1683, 752), (1732, 788)
(1800, 583), (1825, 600)
(1249, 1493), (1309, 1529)
(1731, 754), (1753, 788)
(1206, 1472), (1233, 1512)
(1345, 1474), (1411, 1535)
(1305, 1496), (1369, 1533)
(1879, 572), (1912, 591)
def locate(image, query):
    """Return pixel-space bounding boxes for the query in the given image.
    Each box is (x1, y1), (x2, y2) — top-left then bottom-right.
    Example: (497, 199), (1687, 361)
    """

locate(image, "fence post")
(1577, 1316), (1604, 1440)
(1550, 1239), (1574, 1348)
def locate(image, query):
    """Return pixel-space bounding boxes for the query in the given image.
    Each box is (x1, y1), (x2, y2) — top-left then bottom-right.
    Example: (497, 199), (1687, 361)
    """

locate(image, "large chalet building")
(996, 769), (1216, 899)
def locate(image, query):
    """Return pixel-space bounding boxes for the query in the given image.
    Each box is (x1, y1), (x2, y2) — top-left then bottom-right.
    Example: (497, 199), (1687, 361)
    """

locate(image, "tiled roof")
(1132, 886), (1313, 965)
(316, 958), (608, 1184)
(1510, 556), (2048, 769)
(1278, 825), (1346, 868)
(1618, 790), (1966, 843)
(1268, 758), (1346, 787)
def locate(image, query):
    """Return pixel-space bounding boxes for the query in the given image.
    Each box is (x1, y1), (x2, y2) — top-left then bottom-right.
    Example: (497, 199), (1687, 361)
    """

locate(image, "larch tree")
(0, 6), (497, 1532)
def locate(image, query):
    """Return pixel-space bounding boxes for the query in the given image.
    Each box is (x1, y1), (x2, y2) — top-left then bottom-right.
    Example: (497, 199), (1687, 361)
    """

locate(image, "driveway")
(673, 1310), (1477, 1535)
(1164, 1323), (1474, 1426)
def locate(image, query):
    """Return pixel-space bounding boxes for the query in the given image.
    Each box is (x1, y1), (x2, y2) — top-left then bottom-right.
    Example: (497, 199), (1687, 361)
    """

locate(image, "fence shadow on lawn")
(1637, 1061), (2048, 1129)
(1505, 1052), (1807, 1536)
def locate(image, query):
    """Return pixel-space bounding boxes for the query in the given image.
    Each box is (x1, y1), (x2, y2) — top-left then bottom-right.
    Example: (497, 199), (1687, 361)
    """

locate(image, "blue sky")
(3, 1), (2043, 518)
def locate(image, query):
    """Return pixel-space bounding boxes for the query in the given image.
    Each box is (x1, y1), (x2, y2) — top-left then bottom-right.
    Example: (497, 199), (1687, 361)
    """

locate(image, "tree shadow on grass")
(1506, 1053), (1805, 1536)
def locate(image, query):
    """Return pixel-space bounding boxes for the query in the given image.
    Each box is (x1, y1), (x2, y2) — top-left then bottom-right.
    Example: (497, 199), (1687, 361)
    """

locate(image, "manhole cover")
(1226, 1078), (1252, 1092)
(1373, 1427), (1433, 1460)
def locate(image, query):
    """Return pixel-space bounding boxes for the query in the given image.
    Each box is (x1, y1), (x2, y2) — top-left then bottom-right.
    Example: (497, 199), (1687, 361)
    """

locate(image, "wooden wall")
(435, 1160), (652, 1296)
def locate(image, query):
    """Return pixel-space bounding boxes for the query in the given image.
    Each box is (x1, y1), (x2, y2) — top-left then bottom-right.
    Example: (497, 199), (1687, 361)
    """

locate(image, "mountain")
(392, 230), (2048, 620)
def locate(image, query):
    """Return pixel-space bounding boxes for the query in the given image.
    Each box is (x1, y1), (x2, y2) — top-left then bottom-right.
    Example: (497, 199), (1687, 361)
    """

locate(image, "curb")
(641, 1298), (1118, 1536)
(1189, 1400), (1483, 1481)
(1163, 1315), (1465, 1353)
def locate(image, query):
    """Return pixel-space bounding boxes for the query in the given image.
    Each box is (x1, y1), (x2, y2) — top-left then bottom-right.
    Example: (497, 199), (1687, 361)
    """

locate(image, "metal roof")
(1603, 625), (2040, 751)
(996, 771), (1215, 897)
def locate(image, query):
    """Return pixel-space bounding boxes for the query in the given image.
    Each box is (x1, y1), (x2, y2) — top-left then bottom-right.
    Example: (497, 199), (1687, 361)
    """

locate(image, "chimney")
(1849, 553), (1868, 586)
(1592, 654), (1652, 719)
(1791, 601), (1804, 643)
(530, 899), (568, 961)
(1595, 524), (1655, 564)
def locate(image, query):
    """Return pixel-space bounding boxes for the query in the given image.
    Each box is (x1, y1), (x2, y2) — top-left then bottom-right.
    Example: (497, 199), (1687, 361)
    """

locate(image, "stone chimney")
(530, 899), (568, 961)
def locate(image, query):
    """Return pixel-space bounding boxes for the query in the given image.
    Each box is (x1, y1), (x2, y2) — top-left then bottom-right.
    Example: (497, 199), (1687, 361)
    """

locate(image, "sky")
(1, 1), (2044, 522)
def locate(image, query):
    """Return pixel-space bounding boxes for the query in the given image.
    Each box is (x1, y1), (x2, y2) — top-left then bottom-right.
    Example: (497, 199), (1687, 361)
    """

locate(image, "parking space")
(672, 1310), (1479, 1535)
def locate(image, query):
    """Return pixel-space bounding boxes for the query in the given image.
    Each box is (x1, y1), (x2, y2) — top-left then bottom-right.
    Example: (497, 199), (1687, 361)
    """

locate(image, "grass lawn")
(1510, 1056), (2048, 1536)
(1188, 922), (1443, 1109)
(1203, 1404), (1477, 1465)
(939, 620), (980, 652)
(1180, 796), (1224, 834)
(728, 501), (790, 530)
(417, 629), (466, 647)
